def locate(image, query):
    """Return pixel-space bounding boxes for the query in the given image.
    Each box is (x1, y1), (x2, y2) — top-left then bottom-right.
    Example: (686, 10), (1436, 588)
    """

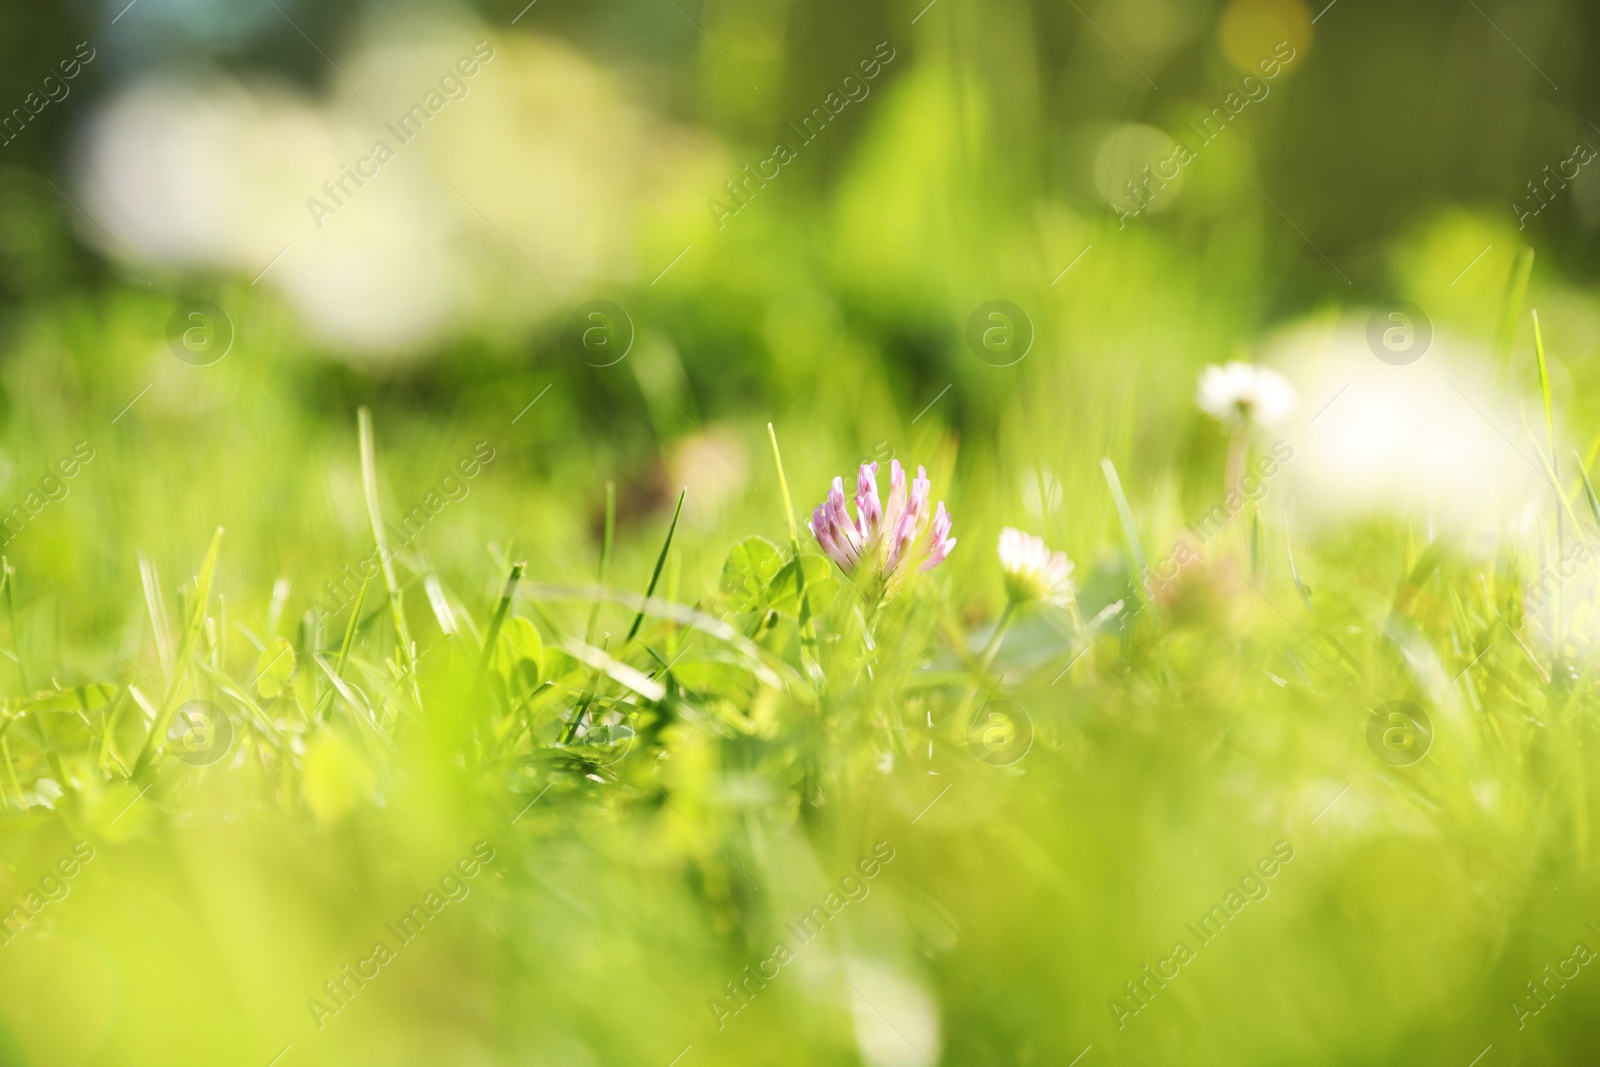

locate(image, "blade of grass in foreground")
(766, 424), (820, 682)
(2, 557), (26, 694)
(358, 408), (422, 707)
(134, 527), (223, 777)
(585, 481), (616, 644)
(1496, 247), (1534, 366)
(1531, 308), (1574, 663)
(624, 489), (685, 644)
(477, 560), (526, 681)
(137, 553), (175, 681)
(313, 576), (370, 722)
(1576, 451), (1600, 533)
(1101, 457), (1146, 586)
(1533, 309), (1557, 477)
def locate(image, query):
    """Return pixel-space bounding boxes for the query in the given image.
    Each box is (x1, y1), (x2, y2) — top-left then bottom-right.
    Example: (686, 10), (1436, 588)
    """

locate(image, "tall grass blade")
(1533, 309), (1557, 482)
(1576, 450), (1600, 534)
(1100, 456), (1146, 582)
(625, 489), (685, 644)
(138, 553), (174, 680)
(358, 407), (421, 706)
(1249, 503), (1265, 583)
(134, 526), (223, 776)
(585, 480), (615, 644)
(767, 424), (820, 680)
(478, 560), (526, 679)
(1496, 247), (1534, 363)
(2, 558), (26, 694)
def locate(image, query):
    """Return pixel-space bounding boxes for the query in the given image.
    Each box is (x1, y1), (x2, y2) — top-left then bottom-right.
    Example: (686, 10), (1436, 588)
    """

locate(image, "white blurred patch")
(847, 958), (942, 1067)
(73, 12), (720, 356)
(1266, 320), (1545, 537)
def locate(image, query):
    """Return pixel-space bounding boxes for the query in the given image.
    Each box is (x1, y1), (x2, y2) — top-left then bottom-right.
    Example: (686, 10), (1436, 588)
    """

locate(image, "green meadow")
(1, 0), (1598, 1064)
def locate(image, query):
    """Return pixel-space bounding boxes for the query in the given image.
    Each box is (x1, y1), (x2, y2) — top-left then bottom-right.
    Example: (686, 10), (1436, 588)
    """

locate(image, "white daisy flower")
(997, 527), (1074, 607)
(1196, 361), (1297, 428)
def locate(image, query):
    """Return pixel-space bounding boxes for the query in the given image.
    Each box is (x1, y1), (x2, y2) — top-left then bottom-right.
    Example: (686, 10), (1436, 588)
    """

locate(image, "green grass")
(0, 218), (1597, 1067)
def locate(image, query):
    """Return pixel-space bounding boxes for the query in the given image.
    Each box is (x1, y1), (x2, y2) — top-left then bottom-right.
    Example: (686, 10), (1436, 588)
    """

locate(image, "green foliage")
(255, 637), (296, 699)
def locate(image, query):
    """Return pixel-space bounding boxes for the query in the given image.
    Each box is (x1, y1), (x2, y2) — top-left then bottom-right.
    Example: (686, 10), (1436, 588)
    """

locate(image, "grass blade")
(1249, 503), (1265, 583)
(1533, 308), (1557, 483)
(766, 424), (820, 680)
(477, 560), (526, 680)
(1575, 450), (1600, 534)
(585, 481), (616, 644)
(312, 576), (371, 721)
(358, 408), (421, 706)
(1496, 247), (1534, 364)
(1101, 456), (1146, 582)
(1284, 514), (1314, 611)
(137, 553), (174, 681)
(625, 489), (685, 644)
(2, 558), (26, 694)
(134, 526), (223, 776)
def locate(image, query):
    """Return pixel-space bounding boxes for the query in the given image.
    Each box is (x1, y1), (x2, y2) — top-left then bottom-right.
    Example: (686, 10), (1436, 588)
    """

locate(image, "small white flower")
(1196, 361), (1297, 428)
(998, 527), (1074, 607)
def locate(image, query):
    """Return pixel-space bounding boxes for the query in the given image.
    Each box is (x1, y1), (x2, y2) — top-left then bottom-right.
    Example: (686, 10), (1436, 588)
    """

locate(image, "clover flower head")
(997, 527), (1075, 607)
(809, 460), (955, 586)
(1196, 362), (1297, 428)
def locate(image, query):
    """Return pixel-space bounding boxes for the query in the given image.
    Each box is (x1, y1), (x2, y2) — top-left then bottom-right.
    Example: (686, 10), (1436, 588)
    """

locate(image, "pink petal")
(883, 460), (907, 533)
(855, 462), (882, 540)
(920, 501), (954, 571)
(809, 508), (843, 568)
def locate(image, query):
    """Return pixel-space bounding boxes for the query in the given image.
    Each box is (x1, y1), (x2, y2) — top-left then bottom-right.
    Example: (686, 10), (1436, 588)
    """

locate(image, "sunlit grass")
(0, 218), (1596, 1067)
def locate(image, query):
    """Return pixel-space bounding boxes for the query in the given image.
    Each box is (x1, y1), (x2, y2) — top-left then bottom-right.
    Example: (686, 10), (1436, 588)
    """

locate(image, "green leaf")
(767, 553), (833, 618)
(493, 616), (545, 685)
(17, 682), (117, 713)
(255, 636), (296, 698)
(671, 655), (755, 698)
(720, 536), (784, 613)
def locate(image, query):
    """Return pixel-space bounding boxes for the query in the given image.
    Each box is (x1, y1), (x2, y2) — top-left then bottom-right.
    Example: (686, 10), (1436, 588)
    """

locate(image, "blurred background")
(1, 0), (1599, 1064)
(0, 0), (1595, 570)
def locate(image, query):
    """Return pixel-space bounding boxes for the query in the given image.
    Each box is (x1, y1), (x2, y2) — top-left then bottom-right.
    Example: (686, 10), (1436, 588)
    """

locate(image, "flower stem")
(978, 600), (1017, 673)
(767, 424), (822, 685)
(953, 600), (1018, 733)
